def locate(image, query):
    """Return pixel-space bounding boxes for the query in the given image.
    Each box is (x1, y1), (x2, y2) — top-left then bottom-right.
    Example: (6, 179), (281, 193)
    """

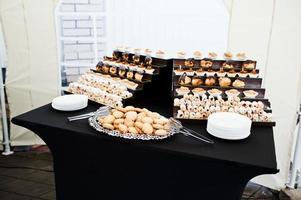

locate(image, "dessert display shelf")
(172, 57), (276, 127)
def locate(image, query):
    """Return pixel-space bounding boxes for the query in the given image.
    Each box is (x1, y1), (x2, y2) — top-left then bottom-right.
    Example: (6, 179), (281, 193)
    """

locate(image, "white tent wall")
(226, 0), (301, 190)
(0, 0), (60, 146)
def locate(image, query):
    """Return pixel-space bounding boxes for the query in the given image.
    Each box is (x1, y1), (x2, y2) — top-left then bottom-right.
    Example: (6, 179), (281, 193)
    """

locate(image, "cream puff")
(219, 77), (231, 87)
(232, 79), (245, 88)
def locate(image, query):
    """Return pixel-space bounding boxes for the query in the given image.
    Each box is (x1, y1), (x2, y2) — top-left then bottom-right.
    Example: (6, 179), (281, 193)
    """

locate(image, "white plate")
(52, 94), (88, 111)
(206, 112), (251, 140)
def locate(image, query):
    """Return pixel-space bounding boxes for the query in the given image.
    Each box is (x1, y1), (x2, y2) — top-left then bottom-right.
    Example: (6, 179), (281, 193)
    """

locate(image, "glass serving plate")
(88, 111), (178, 140)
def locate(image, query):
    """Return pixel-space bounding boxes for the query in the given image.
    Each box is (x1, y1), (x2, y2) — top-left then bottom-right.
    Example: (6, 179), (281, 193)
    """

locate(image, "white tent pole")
(287, 104), (301, 188)
(0, 68), (13, 155)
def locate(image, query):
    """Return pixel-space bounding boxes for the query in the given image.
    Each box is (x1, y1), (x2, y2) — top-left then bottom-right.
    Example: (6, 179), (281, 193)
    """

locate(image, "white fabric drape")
(0, 0), (60, 146)
(227, 0), (301, 190)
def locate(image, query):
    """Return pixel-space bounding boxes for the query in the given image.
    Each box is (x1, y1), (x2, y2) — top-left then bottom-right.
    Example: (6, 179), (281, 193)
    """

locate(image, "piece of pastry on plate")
(184, 58), (195, 68)
(222, 62), (234, 72)
(243, 60), (256, 72)
(109, 66), (117, 75)
(232, 79), (245, 88)
(219, 77), (231, 87)
(155, 50), (165, 58)
(248, 69), (259, 78)
(176, 86), (190, 96)
(127, 71), (134, 79)
(118, 69), (126, 78)
(144, 48), (152, 56)
(200, 58), (213, 71)
(227, 71), (237, 78)
(132, 54), (140, 65)
(102, 65), (110, 73)
(205, 77), (216, 86)
(243, 90), (258, 98)
(224, 52), (233, 60)
(122, 52), (129, 62)
(191, 73), (203, 86)
(178, 73), (191, 85)
(208, 88), (222, 97)
(192, 87), (206, 96)
(239, 70), (248, 78)
(193, 51), (202, 59)
(225, 89), (240, 97)
(236, 52), (246, 60)
(134, 72), (144, 82)
(208, 52), (218, 59)
(177, 51), (186, 59)
(217, 68), (226, 77)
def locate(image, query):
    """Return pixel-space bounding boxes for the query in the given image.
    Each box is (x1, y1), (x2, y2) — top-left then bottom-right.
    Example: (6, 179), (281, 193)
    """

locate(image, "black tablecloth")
(12, 103), (278, 200)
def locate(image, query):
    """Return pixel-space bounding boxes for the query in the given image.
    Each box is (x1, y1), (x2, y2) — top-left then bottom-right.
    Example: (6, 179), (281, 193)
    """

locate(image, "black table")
(12, 103), (278, 200)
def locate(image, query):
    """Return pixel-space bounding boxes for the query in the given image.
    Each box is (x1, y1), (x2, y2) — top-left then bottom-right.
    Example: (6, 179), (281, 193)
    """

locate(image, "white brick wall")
(59, 0), (106, 83)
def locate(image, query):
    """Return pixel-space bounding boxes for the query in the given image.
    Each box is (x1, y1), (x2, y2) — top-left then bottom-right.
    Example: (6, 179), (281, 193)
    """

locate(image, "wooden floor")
(0, 147), (280, 200)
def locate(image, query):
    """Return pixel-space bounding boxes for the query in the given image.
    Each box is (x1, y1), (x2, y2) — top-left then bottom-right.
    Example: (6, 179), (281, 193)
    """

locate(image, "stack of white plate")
(52, 94), (88, 111)
(207, 112), (252, 140)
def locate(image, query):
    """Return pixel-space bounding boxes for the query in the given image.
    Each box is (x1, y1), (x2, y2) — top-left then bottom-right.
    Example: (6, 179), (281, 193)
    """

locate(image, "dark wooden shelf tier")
(173, 76), (262, 89)
(173, 58), (257, 72)
(174, 117), (276, 127)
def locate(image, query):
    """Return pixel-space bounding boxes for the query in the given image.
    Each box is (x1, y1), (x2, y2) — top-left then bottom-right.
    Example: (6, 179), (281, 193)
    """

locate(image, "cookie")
(155, 129), (168, 136)
(142, 117), (153, 124)
(142, 123), (153, 135)
(112, 110), (124, 119)
(118, 124), (128, 133)
(103, 123), (114, 130)
(103, 115), (115, 124)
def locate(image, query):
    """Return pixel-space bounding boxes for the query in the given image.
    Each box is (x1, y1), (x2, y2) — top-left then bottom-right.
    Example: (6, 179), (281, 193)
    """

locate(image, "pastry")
(134, 72), (143, 82)
(249, 69), (258, 78)
(227, 71), (236, 78)
(191, 75), (203, 86)
(219, 77), (231, 87)
(132, 54), (140, 65)
(208, 52), (218, 59)
(133, 48), (141, 54)
(177, 51), (186, 58)
(127, 71), (134, 79)
(96, 61), (103, 71)
(192, 88), (206, 96)
(243, 90), (258, 98)
(144, 56), (152, 67)
(109, 67), (117, 75)
(144, 48), (152, 56)
(184, 58), (195, 68)
(224, 52), (233, 60)
(222, 62), (234, 72)
(193, 51), (202, 59)
(155, 50), (165, 58)
(200, 58), (213, 70)
(208, 89), (222, 97)
(243, 60), (256, 72)
(232, 79), (245, 88)
(101, 65), (109, 73)
(239, 71), (248, 78)
(205, 77), (216, 86)
(112, 50), (120, 60)
(176, 86), (190, 96)
(236, 52), (246, 60)
(178, 73), (191, 85)
(122, 52), (129, 62)
(118, 69), (126, 78)
(225, 89), (240, 97)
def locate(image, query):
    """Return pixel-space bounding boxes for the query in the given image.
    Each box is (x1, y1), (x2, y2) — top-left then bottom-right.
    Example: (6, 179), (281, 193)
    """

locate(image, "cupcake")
(178, 73), (192, 85)
(176, 86), (190, 96)
(224, 52), (233, 60)
(236, 52), (246, 60)
(208, 89), (222, 97)
(243, 90), (258, 98)
(243, 60), (256, 72)
(208, 52), (218, 59)
(192, 88), (206, 96)
(232, 79), (245, 88)
(155, 50), (165, 58)
(219, 77), (231, 88)
(193, 51), (202, 59)
(205, 77), (216, 86)
(191, 74), (203, 86)
(200, 58), (213, 71)
(184, 58), (195, 68)
(225, 89), (240, 97)
(177, 51), (186, 59)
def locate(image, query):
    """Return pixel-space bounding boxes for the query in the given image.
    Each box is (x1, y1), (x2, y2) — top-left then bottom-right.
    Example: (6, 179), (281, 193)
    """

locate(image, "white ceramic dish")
(52, 94), (88, 111)
(206, 112), (251, 140)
